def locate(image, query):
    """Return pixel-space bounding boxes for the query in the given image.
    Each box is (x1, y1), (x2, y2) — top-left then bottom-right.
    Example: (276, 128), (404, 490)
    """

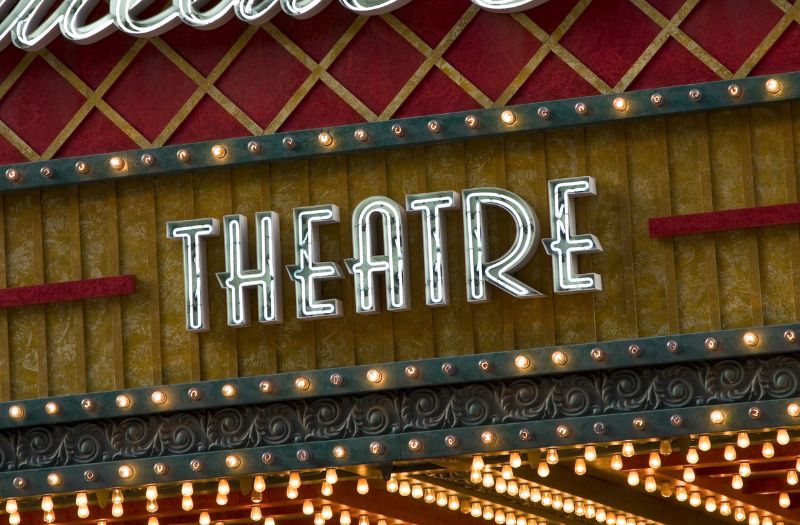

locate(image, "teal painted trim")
(0, 73), (797, 192)
(0, 323), (796, 431)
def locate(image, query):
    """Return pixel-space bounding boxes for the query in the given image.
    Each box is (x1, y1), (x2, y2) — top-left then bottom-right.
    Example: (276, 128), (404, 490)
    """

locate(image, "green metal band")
(4, 397), (798, 497)
(0, 73), (796, 192)
(1, 323), (796, 430)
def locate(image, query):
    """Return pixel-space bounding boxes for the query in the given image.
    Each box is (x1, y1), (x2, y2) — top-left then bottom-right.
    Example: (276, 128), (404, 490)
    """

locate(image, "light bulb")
(286, 486), (298, 499)
(471, 502), (482, 517)
(182, 495), (193, 511)
(112, 489), (124, 504)
(737, 432), (750, 448)
(357, 478), (369, 494)
(649, 451), (661, 469)
(627, 471), (640, 486)
(613, 97), (628, 111)
(251, 507), (262, 521)
(585, 445), (597, 461)
(537, 461), (549, 477)
(507, 481), (518, 496)
(8, 513), (19, 525)
(44, 511), (55, 524)
(423, 488), (434, 503)
(321, 481), (333, 496)
(199, 512), (211, 525)
(436, 491), (447, 506)
(509, 452), (522, 468)
(610, 454), (623, 471)
(146, 485), (158, 500)
(749, 512), (759, 525)
(683, 466), (695, 483)
(720, 501), (732, 516)
(501, 464), (514, 480)
(574, 457), (587, 475)
(763, 441), (775, 458)
(289, 471), (301, 488)
(448, 495), (459, 510)
(472, 456), (485, 471)
(645, 476), (656, 493)
(77, 506), (90, 519)
(734, 507), (745, 522)
(5, 500), (17, 514)
(386, 476), (398, 493)
(218, 479), (230, 495)
(495, 477), (507, 493)
(340, 511), (351, 525)
(146, 500), (158, 513)
(698, 435), (712, 451)
(766, 78), (782, 94)
(398, 480), (412, 496)
(705, 497), (717, 512)
(411, 484), (423, 499)
(686, 447), (699, 464)
(322, 506), (333, 520)
(530, 487), (541, 502)
(724, 445), (737, 461)
(541, 492), (552, 506)
(622, 442), (635, 457)
(182, 482), (194, 496)
(76, 492), (88, 507)
(112, 502), (124, 517)
(151, 390), (167, 404)
(482, 472), (494, 487)
(519, 484), (530, 499)
(552, 494), (563, 510)
(216, 493), (228, 506)
(303, 500), (314, 515)
(689, 492), (701, 507)
(546, 448), (559, 464)
(732, 474), (744, 489)
(777, 428), (790, 445)
(483, 505), (494, 520)
(788, 470), (798, 485)
(42, 496), (54, 512)
(780, 491), (791, 508)
(675, 487), (688, 501)
(740, 462), (752, 477)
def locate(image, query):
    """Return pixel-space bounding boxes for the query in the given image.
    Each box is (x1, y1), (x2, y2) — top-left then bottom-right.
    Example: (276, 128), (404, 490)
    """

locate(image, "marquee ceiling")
(0, 0), (798, 165)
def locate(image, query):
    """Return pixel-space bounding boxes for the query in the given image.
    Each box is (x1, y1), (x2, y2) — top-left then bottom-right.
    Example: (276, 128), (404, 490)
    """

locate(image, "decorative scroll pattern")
(0, 0), (798, 164)
(0, 355), (798, 471)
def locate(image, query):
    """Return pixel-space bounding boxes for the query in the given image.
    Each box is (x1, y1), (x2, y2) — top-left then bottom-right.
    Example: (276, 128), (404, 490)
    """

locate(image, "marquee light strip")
(649, 202), (800, 238)
(0, 275), (136, 308)
(3, 396), (799, 497)
(0, 323), (795, 430)
(0, 73), (797, 193)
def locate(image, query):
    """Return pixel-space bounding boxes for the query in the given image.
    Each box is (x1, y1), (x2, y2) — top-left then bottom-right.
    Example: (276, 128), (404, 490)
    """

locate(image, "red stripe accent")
(649, 203), (800, 238)
(0, 275), (136, 308)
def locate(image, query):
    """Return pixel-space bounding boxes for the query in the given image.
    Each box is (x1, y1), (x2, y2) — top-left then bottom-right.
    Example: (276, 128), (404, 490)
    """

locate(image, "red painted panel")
(649, 203), (800, 238)
(0, 276), (137, 309)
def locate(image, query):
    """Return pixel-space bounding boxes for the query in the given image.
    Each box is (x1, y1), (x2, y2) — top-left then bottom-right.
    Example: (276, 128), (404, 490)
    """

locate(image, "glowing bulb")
(436, 491), (447, 506)
(266, 518), (276, 525)
(686, 447), (699, 464)
(6, 500), (17, 514)
(787, 402), (800, 416)
(118, 464), (134, 479)
(546, 448), (559, 464)
(216, 493), (228, 506)
(212, 145), (227, 159)
(221, 384), (237, 397)
(112, 489), (124, 504)
(740, 462), (752, 477)
(731, 474), (744, 490)
(44, 511), (55, 524)
(448, 495), (459, 510)
(423, 488), (434, 503)
(766, 78), (782, 94)
(399, 480), (411, 496)
(366, 369), (382, 383)
(627, 471), (640, 486)
(621, 441), (635, 457)
(698, 435), (712, 451)
(251, 507), (262, 521)
(182, 495), (193, 511)
(318, 132), (333, 147)
(734, 507), (745, 522)
(151, 390), (167, 404)
(675, 487), (688, 501)
(501, 464), (513, 480)
(610, 454), (623, 471)
(780, 491), (791, 508)
(613, 97), (628, 111)
(322, 506), (333, 520)
(574, 457), (587, 475)
(411, 484), (423, 499)
(724, 445), (737, 461)
(471, 502), (482, 517)
(777, 428), (790, 445)
(683, 466), (695, 483)
(519, 484), (530, 499)
(748, 513), (759, 525)
(225, 454), (241, 468)
(738, 432), (750, 448)
(146, 500), (158, 513)
(253, 476), (265, 493)
(41, 496), (53, 512)
(146, 485), (158, 500)
(116, 394), (131, 408)
(584, 445), (597, 462)
(481, 431), (496, 444)
(495, 477), (507, 493)
(483, 506), (494, 520)
(288, 489), (299, 502)
(763, 442), (775, 458)
(182, 482), (194, 496)
(386, 476), (398, 493)
(720, 501), (731, 516)
(689, 492), (701, 507)
(648, 451), (661, 469)
(76, 492), (88, 507)
(321, 481), (333, 496)
(507, 480), (518, 496)
(530, 487), (541, 502)
(332, 445), (347, 459)
(44, 401), (59, 414)
(357, 477), (369, 494)
(78, 506), (90, 519)
(218, 478), (230, 495)
(199, 512), (211, 525)
(303, 500), (314, 515)
(8, 405), (23, 419)
(8, 513), (19, 525)
(788, 470), (798, 485)
(289, 471), (301, 489)
(112, 502), (124, 517)
(472, 455), (485, 471)
(340, 511), (351, 525)
(644, 476), (656, 493)
(705, 497), (717, 513)
(537, 461), (549, 477)
(551, 351), (567, 366)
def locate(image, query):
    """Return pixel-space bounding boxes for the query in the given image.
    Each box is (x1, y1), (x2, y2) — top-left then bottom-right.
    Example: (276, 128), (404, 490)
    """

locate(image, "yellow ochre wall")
(0, 104), (798, 401)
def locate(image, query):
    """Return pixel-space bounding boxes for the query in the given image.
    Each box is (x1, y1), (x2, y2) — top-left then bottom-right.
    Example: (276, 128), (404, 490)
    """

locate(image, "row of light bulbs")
(3, 77), (788, 185)
(7, 328), (786, 425)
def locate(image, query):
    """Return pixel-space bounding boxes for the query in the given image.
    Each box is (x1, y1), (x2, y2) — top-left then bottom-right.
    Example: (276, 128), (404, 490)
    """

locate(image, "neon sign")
(0, 0), (552, 51)
(168, 179), (601, 331)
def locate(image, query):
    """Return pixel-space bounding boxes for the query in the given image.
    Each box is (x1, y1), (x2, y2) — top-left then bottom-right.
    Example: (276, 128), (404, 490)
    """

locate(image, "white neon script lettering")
(0, 0), (552, 50)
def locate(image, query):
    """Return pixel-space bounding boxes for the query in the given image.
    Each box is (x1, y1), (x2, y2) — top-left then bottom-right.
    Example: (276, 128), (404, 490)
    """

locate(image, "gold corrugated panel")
(1, 105), (799, 400)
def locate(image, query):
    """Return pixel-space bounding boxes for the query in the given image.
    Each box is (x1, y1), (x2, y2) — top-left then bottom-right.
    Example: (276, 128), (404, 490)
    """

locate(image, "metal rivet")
(688, 88), (701, 101)
(408, 438), (423, 451)
(628, 344), (641, 357)
(464, 115), (479, 129)
(478, 359), (491, 371)
(40, 166), (53, 178)
(5, 168), (20, 183)
(282, 137), (296, 149)
(632, 417), (646, 430)
(666, 340), (678, 353)
(427, 120), (442, 133)
(259, 380), (274, 393)
(140, 153), (155, 166)
(650, 93), (664, 106)
(247, 141), (261, 154)
(354, 129), (369, 142)
(441, 362), (455, 375)
(329, 373), (344, 386)
(728, 84), (742, 98)
(592, 422), (607, 435)
(785, 329), (797, 343)
(369, 441), (385, 455)
(574, 102), (588, 115)
(153, 463), (168, 475)
(75, 161), (90, 174)
(297, 449), (310, 461)
(748, 407), (761, 419)
(444, 435), (458, 448)
(670, 414), (683, 427)
(391, 124), (405, 137)
(12, 477), (27, 489)
(190, 459), (203, 472)
(705, 337), (719, 351)
(556, 424), (571, 438)
(590, 347), (606, 361)
(404, 365), (420, 378)
(262, 452), (274, 464)
(187, 387), (202, 400)
(518, 428), (532, 441)
(176, 149), (190, 162)
(537, 106), (551, 119)
(80, 398), (96, 411)
(83, 470), (96, 482)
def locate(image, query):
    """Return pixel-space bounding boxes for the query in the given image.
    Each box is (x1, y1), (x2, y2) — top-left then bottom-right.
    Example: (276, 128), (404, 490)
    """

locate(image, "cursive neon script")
(0, 0), (551, 52)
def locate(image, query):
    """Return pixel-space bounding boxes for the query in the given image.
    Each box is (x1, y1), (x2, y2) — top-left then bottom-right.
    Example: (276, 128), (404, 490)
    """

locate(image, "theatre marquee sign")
(167, 177), (602, 331)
